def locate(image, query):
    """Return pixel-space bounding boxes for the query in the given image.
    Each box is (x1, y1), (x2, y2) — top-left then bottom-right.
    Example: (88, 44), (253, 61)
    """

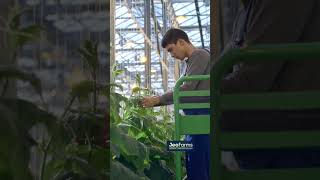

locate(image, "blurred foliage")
(0, 2), (109, 179)
(0, 3), (175, 180)
(7, 5), (43, 45)
(42, 40), (109, 180)
(0, 68), (108, 179)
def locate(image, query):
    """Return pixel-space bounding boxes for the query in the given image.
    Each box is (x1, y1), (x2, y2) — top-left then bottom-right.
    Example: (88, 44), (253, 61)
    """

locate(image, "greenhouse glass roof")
(115, 0), (210, 96)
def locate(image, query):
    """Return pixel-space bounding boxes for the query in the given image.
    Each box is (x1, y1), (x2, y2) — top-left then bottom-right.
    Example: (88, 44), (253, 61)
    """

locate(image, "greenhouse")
(111, 0), (210, 96)
(110, 0), (211, 179)
(110, 0), (320, 180)
(109, 0), (241, 179)
(1, 0), (320, 179)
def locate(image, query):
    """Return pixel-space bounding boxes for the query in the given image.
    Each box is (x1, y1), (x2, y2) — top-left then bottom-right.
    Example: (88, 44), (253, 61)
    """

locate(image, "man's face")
(165, 40), (186, 61)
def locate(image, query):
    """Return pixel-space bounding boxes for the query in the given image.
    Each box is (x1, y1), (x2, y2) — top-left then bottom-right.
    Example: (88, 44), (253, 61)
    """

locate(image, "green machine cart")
(173, 75), (210, 180)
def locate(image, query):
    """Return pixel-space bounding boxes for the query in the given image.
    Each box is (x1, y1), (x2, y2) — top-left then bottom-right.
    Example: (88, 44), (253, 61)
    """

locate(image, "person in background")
(220, 0), (320, 169)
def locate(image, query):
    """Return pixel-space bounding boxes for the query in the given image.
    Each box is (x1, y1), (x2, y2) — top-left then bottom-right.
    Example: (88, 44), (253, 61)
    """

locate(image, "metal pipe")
(194, 0), (205, 48)
(162, 1), (168, 92)
(144, 0), (152, 89)
(110, 0), (116, 69)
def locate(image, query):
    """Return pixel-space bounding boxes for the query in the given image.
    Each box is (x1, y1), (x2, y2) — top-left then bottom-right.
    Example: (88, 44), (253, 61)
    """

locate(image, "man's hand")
(141, 96), (160, 107)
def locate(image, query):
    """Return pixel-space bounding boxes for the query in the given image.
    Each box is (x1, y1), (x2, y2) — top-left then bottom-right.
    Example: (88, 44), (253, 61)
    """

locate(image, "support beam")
(110, 0), (116, 69)
(162, 1), (168, 92)
(116, 0), (209, 5)
(144, 0), (152, 89)
(165, 0), (180, 80)
(115, 25), (210, 32)
(211, 0), (223, 62)
(218, 0), (225, 52)
(194, 0), (205, 48)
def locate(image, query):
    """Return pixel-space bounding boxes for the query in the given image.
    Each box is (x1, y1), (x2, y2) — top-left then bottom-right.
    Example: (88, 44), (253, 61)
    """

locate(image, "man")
(142, 28), (210, 107)
(220, 0), (320, 169)
(141, 28), (210, 180)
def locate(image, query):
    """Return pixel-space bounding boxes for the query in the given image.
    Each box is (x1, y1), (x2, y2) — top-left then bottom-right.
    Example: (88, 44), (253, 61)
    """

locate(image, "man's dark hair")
(161, 28), (191, 48)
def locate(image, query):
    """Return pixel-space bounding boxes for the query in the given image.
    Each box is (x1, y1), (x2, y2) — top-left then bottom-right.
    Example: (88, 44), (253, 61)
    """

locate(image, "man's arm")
(142, 50), (210, 107)
(220, 0), (315, 93)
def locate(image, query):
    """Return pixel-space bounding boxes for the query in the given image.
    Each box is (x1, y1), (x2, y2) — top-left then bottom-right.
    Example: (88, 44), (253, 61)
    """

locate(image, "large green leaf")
(68, 156), (100, 179)
(144, 160), (174, 180)
(43, 156), (65, 180)
(111, 160), (149, 180)
(48, 145), (108, 178)
(149, 146), (175, 173)
(110, 92), (127, 124)
(110, 125), (150, 171)
(89, 146), (109, 173)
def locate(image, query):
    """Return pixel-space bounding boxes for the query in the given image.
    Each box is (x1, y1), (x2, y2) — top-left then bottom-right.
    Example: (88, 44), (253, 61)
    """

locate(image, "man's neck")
(186, 44), (196, 58)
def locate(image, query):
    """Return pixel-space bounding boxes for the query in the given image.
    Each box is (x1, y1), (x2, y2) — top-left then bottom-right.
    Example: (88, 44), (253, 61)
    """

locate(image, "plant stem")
(60, 96), (76, 120)
(85, 132), (93, 163)
(39, 136), (53, 180)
